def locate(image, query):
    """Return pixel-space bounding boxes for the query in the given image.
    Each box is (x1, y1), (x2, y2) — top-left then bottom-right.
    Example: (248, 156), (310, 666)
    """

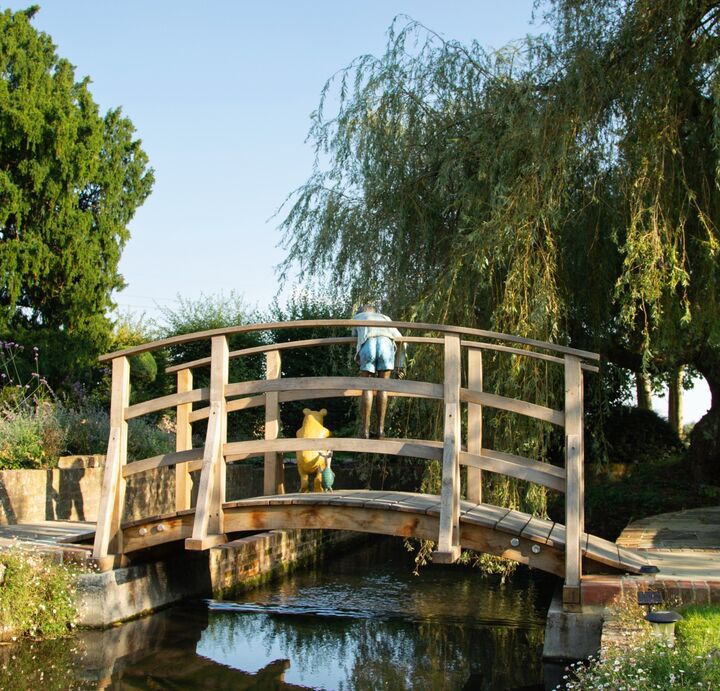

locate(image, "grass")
(558, 604), (720, 689)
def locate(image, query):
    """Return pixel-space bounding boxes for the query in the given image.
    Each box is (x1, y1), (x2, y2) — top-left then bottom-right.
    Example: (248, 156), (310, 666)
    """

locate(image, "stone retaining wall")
(0, 456), (426, 526)
(75, 529), (366, 627)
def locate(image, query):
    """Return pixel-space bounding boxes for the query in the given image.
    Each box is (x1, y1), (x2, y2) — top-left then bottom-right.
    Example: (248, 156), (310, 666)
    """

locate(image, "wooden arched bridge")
(92, 319), (652, 608)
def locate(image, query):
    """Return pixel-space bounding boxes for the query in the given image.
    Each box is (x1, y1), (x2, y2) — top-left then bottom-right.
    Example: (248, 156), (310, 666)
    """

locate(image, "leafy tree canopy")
(0, 7), (154, 388)
(280, 1), (720, 480)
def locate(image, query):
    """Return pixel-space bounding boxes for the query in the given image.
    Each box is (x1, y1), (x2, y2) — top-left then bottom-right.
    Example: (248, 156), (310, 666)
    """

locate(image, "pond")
(0, 537), (560, 690)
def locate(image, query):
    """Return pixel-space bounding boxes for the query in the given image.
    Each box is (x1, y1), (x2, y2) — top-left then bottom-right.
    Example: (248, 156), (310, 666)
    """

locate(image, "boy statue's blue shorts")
(358, 336), (396, 373)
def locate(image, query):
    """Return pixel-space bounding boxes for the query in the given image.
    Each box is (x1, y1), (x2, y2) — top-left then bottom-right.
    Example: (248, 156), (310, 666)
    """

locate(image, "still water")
(0, 538), (558, 690)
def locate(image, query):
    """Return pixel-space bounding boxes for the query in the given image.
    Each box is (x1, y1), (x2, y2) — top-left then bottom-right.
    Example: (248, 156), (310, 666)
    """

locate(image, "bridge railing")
(92, 320), (598, 604)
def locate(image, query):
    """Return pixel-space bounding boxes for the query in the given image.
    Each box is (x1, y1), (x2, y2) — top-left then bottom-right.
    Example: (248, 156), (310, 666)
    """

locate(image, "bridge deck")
(117, 490), (650, 577)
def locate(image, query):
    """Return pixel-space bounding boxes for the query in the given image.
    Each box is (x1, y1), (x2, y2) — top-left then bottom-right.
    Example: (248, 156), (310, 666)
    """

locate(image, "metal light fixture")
(644, 610), (683, 643)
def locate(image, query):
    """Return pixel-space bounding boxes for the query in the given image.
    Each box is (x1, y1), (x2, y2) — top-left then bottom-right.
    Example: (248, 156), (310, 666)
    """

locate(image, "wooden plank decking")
(108, 490), (650, 577)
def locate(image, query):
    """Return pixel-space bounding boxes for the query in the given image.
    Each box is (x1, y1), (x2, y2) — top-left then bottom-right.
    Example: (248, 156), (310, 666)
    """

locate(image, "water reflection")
(0, 538), (556, 690)
(198, 539), (554, 690)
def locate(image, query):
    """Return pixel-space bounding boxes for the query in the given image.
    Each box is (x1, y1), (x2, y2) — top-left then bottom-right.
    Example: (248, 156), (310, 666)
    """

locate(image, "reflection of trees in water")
(0, 638), (93, 691)
(346, 620), (544, 691)
(200, 540), (554, 688)
(205, 611), (544, 690)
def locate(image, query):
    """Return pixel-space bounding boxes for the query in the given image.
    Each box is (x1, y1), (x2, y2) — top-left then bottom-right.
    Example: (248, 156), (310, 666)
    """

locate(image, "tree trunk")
(688, 353), (720, 484)
(668, 366), (684, 438)
(636, 372), (652, 410)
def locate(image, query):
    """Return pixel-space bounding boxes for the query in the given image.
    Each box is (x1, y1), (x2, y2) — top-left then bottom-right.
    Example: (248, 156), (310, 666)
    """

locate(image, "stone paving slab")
(0, 521), (95, 560)
(0, 521), (95, 547)
(617, 506), (720, 550)
(615, 506), (720, 583)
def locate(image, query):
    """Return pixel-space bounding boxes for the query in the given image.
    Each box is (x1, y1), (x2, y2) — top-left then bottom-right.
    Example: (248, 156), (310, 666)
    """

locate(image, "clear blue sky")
(4, 0), (541, 316)
(4, 1), (711, 422)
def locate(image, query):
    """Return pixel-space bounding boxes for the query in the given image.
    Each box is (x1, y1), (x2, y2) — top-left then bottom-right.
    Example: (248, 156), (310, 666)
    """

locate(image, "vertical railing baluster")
(264, 349), (284, 495)
(564, 355), (584, 607)
(187, 335), (228, 550)
(175, 368), (193, 511)
(92, 355), (130, 561)
(434, 333), (462, 563)
(466, 348), (483, 504)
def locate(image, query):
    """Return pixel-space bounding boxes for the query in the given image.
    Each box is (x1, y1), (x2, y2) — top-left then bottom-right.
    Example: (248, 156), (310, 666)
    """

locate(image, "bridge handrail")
(98, 319), (600, 364)
(122, 375), (564, 428)
(165, 335), (599, 374)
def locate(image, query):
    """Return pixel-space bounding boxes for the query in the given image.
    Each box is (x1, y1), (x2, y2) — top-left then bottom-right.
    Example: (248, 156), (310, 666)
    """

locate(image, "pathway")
(582, 506), (720, 608)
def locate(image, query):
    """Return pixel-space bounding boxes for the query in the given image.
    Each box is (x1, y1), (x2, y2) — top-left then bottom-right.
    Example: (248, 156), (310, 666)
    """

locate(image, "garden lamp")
(644, 610), (683, 643)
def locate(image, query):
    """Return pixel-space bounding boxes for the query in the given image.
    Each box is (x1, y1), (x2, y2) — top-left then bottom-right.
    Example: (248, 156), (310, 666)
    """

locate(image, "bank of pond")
(0, 537), (559, 690)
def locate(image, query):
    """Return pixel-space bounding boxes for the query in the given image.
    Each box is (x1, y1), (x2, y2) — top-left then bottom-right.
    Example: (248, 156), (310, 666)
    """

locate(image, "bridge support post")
(175, 368), (193, 512)
(564, 355), (584, 608)
(434, 334), (462, 563)
(466, 348), (483, 504)
(93, 356), (130, 560)
(187, 335), (228, 551)
(264, 349), (284, 495)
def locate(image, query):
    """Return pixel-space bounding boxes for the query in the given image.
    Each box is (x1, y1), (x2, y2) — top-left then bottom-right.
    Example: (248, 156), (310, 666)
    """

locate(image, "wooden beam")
(460, 388), (564, 427)
(466, 349), (483, 504)
(100, 318), (600, 364)
(564, 353), (584, 607)
(460, 448), (566, 492)
(264, 349), (284, 495)
(93, 356), (130, 559)
(123, 448), (204, 478)
(224, 436), (444, 463)
(166, 333), (593, 375)
(225, 376), (443, 401)
(435, 334), (462, 563)
(187, 335), (228, 550)
(125, 387), (208, 420)
(175, 369), (193, 511)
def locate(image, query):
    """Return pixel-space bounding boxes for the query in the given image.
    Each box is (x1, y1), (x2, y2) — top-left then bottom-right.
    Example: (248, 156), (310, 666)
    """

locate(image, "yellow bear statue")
(296, 408), (332, 493)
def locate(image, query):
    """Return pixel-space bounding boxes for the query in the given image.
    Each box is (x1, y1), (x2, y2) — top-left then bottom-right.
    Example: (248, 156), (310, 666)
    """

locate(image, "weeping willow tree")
(281, 0), (720, 491)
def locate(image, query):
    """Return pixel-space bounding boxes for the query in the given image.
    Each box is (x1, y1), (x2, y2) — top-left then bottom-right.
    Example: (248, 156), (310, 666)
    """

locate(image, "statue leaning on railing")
(351, 303), (407, 439)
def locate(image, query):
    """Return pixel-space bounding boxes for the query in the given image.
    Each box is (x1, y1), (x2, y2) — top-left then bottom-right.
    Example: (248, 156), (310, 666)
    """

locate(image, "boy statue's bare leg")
(360, 371), (374, 438)
(376, 370), (392, 438)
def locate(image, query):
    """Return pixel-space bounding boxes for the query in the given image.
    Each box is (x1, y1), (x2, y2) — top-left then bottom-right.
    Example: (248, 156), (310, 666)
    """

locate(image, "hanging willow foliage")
(281, 1), (720, 490)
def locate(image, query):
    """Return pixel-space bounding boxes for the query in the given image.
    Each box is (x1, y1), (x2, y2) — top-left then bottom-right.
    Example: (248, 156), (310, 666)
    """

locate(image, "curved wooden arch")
(116, 491), (649, 578)
(99, 319), (600, 363)
(165, 334), (599, 374)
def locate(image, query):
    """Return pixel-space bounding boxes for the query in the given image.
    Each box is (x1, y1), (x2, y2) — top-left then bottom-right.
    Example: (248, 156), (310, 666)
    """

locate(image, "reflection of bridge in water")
(91, 319), (652, 607)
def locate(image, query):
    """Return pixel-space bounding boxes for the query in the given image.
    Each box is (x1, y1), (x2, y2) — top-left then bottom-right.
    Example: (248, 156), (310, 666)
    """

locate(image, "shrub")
(602, 405), (685, 466)
(54, 400), (109, 458)
(127, 416), (175, 460)
(0, 549), (78, 639)
(0, 402), (65, 469)
(57, 398), (174, 461)
(0, 342), (65, 469)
